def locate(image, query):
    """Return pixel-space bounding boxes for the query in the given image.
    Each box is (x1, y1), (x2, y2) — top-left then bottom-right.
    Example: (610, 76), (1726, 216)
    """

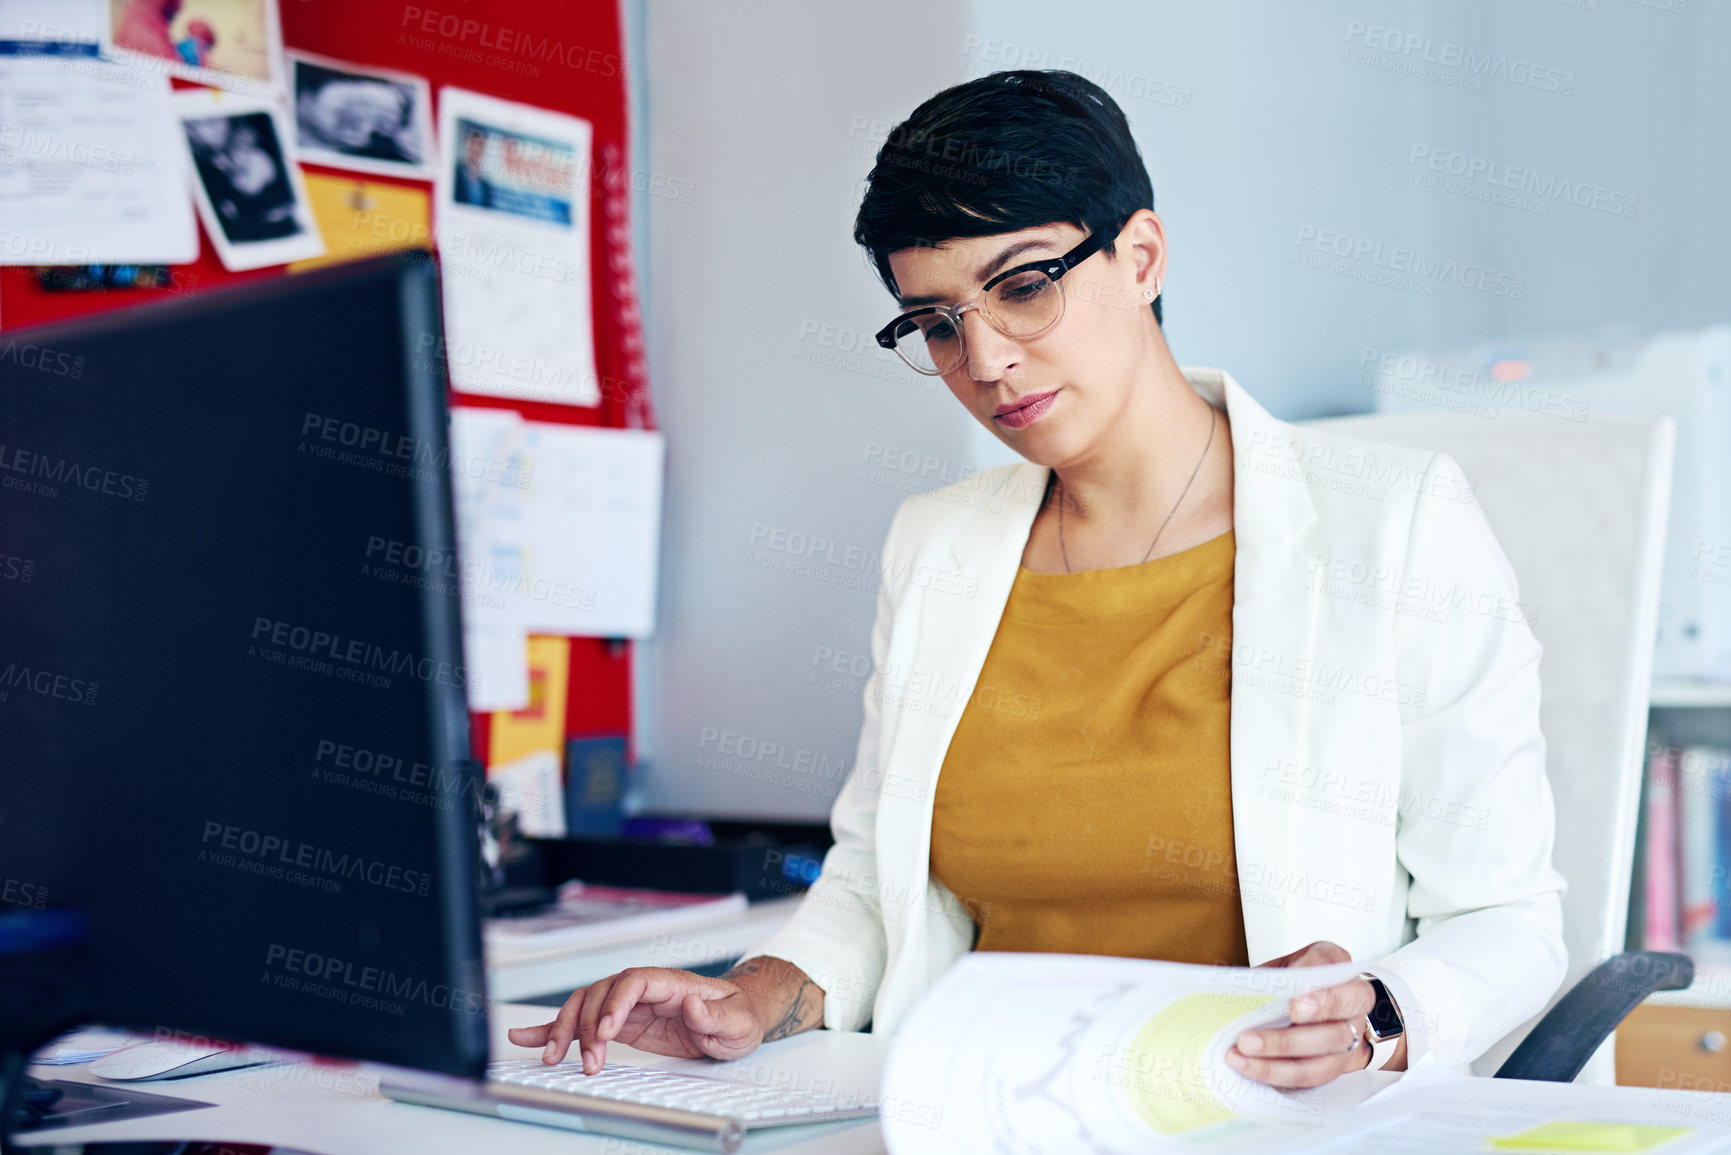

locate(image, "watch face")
(1368, 983), (1404, 1036)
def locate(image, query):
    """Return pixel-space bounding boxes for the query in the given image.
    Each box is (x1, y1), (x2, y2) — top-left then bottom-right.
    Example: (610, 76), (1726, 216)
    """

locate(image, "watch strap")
(1365, 1029), (1400, 1071)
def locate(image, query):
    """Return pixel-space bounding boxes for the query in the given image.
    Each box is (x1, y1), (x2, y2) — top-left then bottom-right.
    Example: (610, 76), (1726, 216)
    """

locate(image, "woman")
(511, 70), (1567, 1091)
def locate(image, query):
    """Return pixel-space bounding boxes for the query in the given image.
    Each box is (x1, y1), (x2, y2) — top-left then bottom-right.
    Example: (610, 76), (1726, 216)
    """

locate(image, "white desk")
(26, 1013), (1731, 1154)
(487, 897), (803, 1003)
(19, 1003), (895, 1154)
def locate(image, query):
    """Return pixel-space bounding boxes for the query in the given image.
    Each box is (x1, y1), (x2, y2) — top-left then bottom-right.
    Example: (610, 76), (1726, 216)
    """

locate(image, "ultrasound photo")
(291, 53), (433, 178)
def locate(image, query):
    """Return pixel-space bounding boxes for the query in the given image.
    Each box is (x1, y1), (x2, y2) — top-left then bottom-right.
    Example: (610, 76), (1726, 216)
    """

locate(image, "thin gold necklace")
(1056, 406), (1217, 573)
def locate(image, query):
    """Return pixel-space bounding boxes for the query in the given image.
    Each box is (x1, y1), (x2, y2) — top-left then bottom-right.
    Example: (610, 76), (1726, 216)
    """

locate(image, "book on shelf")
(1680, 746), (1729, 948)
(1643, 743), (1681, 952)
(1638, 740), (1731, 961)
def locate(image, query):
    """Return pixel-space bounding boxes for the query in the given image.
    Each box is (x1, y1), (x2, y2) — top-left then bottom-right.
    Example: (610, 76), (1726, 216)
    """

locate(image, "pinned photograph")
(448, 118), (576, 225)
(289, 51), (433, 179)
(176, 90), (323, 270)
(106, 0), (283, 93)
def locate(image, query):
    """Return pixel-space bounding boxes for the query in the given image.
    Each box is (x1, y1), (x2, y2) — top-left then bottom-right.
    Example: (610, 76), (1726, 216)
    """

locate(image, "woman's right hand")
(506, 967), (765, 1073)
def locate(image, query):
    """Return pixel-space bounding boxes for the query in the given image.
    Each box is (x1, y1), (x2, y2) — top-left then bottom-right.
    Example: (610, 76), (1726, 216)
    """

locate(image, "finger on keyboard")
(577, 975), (616, 1074)
(506, 1023), (551, 1048)
(546, 986), (588, 1065)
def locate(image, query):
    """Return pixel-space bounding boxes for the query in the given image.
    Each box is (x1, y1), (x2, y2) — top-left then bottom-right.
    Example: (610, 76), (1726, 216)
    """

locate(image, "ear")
(1119, 209), (1167, 297)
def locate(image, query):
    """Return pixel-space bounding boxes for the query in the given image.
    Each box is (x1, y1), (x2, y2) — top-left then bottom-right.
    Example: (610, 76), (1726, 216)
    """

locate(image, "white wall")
(1415, 0), (1730, 346)
(634, 0), (972, 818)
(631, 0), (1728, 821)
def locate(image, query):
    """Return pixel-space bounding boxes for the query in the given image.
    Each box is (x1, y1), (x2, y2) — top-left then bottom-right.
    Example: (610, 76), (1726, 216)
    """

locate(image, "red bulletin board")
(0, 0), (650, 767)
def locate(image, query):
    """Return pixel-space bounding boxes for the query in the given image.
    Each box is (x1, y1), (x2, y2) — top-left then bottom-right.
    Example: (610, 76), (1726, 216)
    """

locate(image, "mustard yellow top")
(928, 529), (1247, 966)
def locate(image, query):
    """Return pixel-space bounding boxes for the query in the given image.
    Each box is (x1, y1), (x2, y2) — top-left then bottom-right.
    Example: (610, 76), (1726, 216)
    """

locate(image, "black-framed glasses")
(874, 219), (1127, 376)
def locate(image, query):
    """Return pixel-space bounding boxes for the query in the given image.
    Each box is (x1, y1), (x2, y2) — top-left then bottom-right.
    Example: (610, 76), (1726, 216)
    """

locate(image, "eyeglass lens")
(890, 269), (1063, 374)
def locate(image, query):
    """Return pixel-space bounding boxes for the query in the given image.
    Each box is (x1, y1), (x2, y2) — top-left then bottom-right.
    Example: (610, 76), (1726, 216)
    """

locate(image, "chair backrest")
(1298, 412), (1675, 1081)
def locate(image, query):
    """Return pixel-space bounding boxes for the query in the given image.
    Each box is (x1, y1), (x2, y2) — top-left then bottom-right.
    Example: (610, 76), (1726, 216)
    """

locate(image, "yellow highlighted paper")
(1123, 993), (1266, 1135)
(1488, 1121), (1692, 1152)
(291, 175), (430, 273)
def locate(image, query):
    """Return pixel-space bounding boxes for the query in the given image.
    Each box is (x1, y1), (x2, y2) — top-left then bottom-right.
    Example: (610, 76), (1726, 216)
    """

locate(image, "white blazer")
(745, 366), (1568, 1070)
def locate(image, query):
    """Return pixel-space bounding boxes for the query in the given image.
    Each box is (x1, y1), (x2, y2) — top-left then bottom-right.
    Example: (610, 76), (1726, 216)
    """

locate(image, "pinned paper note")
(487, 635), (569, 768)
(291, 175), (429, 272)
(486, 636), (570, 838)
(434, 87), (598, 406)
(513, 422), (664, 638)
(489, 749), (565, 839)
(0, 57), (198, 266)
(448, 407), (533, 711)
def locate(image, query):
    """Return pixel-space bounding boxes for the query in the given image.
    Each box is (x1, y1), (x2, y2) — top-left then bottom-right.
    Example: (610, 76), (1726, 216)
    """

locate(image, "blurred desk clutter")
(485, 894), (803, 1005)
(474, 805), (827, 1002)
(484, 882), (748, 965)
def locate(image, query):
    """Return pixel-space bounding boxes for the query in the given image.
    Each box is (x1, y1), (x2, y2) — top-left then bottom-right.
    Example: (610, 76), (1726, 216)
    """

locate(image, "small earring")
(1145, 278), (1162, 301)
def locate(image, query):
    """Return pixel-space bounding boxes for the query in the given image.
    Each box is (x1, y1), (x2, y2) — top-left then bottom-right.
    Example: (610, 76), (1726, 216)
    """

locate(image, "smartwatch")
(1360, 974), (1405, 1071)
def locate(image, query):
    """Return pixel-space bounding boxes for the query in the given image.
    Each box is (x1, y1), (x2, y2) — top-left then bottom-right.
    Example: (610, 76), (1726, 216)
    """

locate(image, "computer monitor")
(0, 255), (488, 1083)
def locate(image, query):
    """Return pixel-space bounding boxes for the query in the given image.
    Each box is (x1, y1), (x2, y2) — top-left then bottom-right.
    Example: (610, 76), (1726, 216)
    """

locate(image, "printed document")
(878, 953), (1731, 1154)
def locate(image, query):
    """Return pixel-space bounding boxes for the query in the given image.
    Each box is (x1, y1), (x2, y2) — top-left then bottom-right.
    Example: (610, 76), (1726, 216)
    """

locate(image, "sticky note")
(291, 174), (430, 272)
(1488, 1121), (1692, 1152)
(487, 636), (571, 769)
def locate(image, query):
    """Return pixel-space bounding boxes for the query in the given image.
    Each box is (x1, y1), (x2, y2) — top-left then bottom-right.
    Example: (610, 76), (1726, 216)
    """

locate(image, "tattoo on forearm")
(763, 980), (822, 1042)
(721, 957), (824, 1041)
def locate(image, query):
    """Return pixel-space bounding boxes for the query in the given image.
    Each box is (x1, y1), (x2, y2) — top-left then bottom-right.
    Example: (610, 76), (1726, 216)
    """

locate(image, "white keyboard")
(487, 1058), (878, 1125)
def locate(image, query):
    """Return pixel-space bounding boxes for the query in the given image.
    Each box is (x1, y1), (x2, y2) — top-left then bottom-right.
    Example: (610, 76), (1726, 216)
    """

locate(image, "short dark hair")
(853, 69), (1160, 325)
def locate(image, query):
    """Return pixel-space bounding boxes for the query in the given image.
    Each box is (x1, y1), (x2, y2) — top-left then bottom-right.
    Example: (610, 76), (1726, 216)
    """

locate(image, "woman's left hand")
(1225, 940), (1400, 1089)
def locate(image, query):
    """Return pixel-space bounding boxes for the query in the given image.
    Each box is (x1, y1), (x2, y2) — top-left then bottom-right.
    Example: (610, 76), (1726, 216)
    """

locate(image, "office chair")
(1299, 410), (1680, 1084)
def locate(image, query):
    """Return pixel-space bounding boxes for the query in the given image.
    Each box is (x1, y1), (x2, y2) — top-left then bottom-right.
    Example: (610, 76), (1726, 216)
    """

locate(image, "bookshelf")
(1616, 680), (1731, 1089)
(1642, 680), (1731, 1008)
